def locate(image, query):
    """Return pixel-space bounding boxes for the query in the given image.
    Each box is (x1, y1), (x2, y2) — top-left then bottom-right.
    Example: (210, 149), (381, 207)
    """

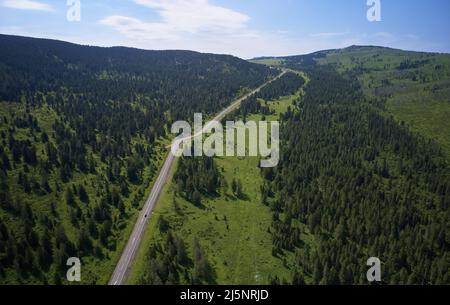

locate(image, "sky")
(1, 0), (449, 59)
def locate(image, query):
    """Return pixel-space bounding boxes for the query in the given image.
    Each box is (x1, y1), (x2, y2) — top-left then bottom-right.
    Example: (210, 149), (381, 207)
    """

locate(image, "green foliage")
(174, 156), (222, 205)
(0, 34), (274, 284)
(314, 45), (450, 158)
(263, 54), (450, 285)
(256, 72), (305, 101)
(138, 230), (209, 285)
(131, 90), (307, 285)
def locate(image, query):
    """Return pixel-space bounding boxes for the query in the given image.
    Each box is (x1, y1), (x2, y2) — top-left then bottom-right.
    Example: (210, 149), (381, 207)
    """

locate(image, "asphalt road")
(108, 70), (286, 285)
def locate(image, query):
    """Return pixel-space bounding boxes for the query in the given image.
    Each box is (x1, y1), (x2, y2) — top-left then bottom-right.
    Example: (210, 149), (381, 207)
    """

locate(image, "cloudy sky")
(1, 0), (449, 58)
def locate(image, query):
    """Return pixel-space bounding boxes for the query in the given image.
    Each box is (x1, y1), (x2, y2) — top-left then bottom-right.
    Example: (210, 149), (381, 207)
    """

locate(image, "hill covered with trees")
(0, 34), (276, 284)
(253, 47), (450, 284)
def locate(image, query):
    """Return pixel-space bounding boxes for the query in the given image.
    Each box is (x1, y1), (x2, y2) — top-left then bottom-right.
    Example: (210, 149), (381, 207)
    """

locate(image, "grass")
(387, 94), (450, 158)
(128, 90), (316, 284)
(249, 58), (285, 67)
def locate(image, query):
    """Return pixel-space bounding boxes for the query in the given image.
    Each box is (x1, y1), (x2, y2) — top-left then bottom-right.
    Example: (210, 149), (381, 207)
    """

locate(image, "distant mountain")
(251, 45), (447, 62)
(0, 34), (276, 119)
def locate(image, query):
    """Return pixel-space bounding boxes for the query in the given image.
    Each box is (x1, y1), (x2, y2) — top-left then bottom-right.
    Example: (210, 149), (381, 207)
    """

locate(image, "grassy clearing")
(387, 94), (450, 158)
(249, 59), (285, 67)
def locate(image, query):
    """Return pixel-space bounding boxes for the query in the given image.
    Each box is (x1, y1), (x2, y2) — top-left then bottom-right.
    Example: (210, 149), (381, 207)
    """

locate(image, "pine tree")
(65, 187), (75, 206)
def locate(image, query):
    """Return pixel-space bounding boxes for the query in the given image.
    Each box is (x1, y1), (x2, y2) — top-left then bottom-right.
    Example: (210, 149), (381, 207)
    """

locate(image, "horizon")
(3, 33), (449, 60)
(1, 0), (450, 58)
(1, 0), (450, 291)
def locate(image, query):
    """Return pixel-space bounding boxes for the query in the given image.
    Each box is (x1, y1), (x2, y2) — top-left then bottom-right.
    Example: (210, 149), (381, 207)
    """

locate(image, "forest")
(0, 33), (448, 285)
(136, 72), (308, 285)
(259, 55), (450, 284)
(237, 72), (305, 119)
(0, 34), (276, 284)
(138, 156), (221, 285)
(137, 51), (449, 284)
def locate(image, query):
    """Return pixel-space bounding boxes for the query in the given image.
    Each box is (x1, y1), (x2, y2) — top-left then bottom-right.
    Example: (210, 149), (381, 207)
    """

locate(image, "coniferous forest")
(260, 53), (450, 285)
(144, 49), (449, 286)
(0, 34), (276, 284)
(0, 34), (448, 286)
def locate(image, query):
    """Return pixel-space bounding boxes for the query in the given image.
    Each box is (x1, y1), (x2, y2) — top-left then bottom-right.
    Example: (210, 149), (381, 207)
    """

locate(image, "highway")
(108, 70), (286, 285)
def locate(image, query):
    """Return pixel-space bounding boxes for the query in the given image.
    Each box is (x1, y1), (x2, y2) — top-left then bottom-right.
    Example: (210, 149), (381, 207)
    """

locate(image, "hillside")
(249, 46), (450, 284)
(0, 34), (276, 284)
(254, 46), (450, 158)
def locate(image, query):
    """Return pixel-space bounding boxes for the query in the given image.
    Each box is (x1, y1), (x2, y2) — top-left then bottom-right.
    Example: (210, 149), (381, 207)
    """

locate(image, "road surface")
(108, 70), (286, 285)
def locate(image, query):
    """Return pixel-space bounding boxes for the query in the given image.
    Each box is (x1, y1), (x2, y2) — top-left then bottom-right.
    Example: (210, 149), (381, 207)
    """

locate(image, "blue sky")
(1, 0), (449, 58)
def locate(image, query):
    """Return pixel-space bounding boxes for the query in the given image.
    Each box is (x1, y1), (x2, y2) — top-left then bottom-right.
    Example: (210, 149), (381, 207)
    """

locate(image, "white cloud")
(100, 0), (423, 58)
(96, 1), (433, 58)
(0, 0), (54, 11)
(133, 0), (249, 34)
(99, 0), (283, 58)
(100, 0), (250, 42)
(100, 16), (180, 41)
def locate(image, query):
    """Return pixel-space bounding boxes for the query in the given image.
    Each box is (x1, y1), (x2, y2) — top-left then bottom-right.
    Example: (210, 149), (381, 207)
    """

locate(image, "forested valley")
(136, 52), (449, 284)
(0, 34), (448, 285)
(0, 34), (276, 284)
(149, 48), (450, 285)
(136, 72), (307, 285)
